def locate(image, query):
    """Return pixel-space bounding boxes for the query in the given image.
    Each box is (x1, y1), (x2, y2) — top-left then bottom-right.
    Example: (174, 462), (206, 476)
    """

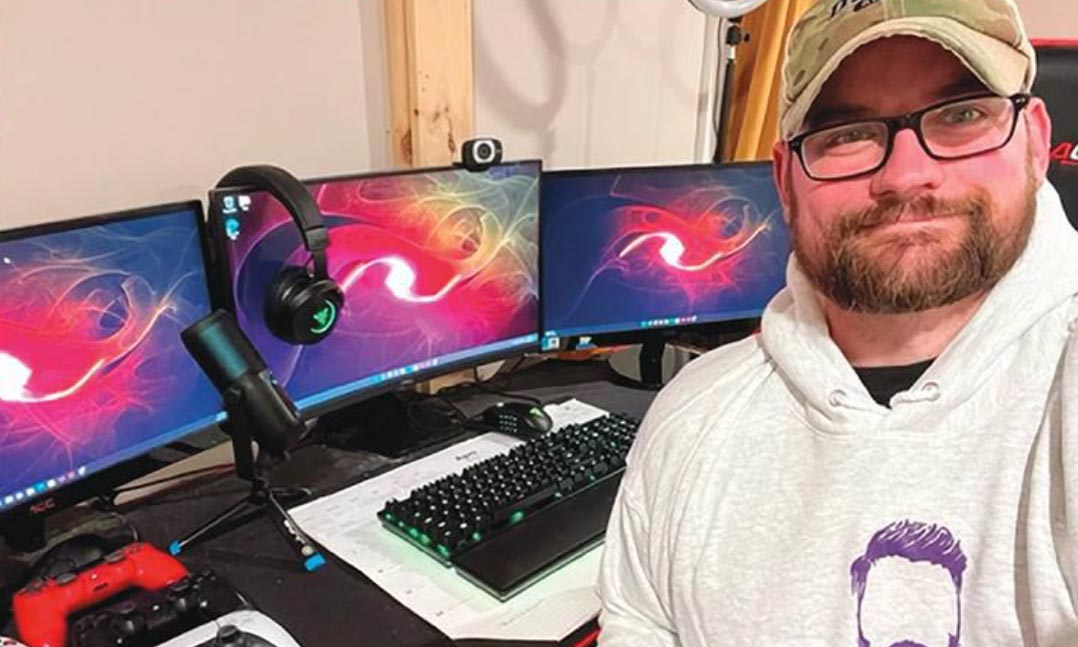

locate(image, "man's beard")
(790, 172), (1038, 314)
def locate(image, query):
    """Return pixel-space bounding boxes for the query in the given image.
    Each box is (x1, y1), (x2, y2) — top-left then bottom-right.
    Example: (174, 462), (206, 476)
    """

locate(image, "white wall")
(473, 0), (707, 171)
(472, 0), (1075, 169)
(0, 0), (1067, 231)
(1017, 0), (1078, 40)
(0, 0), (390, 229)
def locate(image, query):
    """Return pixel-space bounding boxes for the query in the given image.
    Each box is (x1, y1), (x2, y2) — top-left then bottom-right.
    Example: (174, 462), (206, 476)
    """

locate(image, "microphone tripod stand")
(168, 396), (325, 572)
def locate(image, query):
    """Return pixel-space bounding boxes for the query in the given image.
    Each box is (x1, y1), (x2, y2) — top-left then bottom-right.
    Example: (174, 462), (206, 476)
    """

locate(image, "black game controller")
(70, 570), (249, 647)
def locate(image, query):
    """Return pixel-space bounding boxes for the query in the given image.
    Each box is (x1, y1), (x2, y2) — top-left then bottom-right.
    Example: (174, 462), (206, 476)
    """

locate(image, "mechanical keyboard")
(377, 412), (640, 599)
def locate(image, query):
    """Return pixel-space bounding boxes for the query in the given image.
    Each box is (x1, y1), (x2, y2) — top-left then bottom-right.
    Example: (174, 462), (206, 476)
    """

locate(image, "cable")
(469, 355), (530, 386)
(290, 421), (325, 451)
(106, 508), (142, 543)
(435, 396), (471, 423)
(112, 464), (234, 494)
(437, 377), (543, 407)
(439, 355), (538, 403)
(496, 356), (529, 384)
(468, 380), (543, 406)
(405, 395), (470, 438)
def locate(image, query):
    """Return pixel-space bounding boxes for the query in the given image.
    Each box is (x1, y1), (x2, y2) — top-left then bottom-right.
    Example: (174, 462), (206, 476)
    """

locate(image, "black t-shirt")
(853, 358), (935, 407)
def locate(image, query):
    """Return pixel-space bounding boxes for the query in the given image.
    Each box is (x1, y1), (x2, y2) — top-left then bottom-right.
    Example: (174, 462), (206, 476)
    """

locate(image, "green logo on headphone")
(310, 301), (337, 336)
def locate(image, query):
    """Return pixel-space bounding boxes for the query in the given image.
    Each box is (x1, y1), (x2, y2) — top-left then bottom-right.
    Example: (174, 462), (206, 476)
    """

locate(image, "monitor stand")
(605, 320), (761, 390)
(313, 390), (469, 458)
(2, 505), (134, 554)
(3, 515), (46, 554)
(606, 337), (689, 391)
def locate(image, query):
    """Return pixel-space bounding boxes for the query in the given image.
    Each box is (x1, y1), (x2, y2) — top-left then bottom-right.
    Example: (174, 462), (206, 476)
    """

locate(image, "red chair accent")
(1033, 39), (1078, 227)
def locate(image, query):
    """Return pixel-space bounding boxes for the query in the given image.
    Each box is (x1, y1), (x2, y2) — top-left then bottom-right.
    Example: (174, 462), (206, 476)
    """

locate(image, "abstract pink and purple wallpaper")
(218, 162), (540, 411)
(0, 207), (221, 506)
(541, 163), (789, 338)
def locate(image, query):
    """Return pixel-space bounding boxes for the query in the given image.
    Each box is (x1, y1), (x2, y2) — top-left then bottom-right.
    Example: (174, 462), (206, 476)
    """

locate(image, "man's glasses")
(788, 93), (1032, 182)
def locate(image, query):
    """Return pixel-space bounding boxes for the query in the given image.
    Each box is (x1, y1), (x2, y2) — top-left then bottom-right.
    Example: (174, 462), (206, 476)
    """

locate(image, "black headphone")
(216, 165), (344, 345)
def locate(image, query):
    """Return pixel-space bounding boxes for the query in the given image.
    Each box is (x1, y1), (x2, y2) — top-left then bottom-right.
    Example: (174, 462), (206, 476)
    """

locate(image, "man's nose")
(869, 128), (944, 201)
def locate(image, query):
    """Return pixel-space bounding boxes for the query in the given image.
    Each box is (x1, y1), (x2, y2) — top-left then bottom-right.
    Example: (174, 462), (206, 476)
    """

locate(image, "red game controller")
(12, 542), (188, 647)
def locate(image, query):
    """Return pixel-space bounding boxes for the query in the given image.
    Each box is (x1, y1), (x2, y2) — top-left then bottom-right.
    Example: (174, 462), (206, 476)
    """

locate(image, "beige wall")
(16, 1), (1063, 231)
(0, 0), (390, 229)
(1018, 0), (1078, 39)
(473, 0), (707, 171)
(0, 1), (707, 231)
(473, 0), (1075, 168)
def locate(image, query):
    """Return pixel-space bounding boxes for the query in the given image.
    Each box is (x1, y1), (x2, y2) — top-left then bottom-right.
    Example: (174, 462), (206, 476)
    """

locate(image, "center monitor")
(540, 161), (789, 352)
(210, 161), (541, 417)
(0, 202), (223, 547)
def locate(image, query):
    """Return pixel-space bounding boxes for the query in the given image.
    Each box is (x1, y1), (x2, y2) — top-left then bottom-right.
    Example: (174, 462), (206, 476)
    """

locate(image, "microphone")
(174, 310), (324, 571)
(181, 310), (302, 457)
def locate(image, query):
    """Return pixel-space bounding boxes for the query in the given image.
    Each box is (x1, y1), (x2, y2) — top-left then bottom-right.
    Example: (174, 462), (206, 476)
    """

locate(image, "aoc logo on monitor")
(29, 497), (57, 516)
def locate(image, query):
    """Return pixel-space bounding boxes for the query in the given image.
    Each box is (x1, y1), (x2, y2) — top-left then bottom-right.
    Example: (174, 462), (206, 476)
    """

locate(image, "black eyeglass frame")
(787, 93), (1033, 182)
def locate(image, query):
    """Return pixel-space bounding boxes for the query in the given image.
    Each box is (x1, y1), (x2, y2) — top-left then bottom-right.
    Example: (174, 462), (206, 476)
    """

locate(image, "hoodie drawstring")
(891, 381), (942, 406)
(827, 382), (941, 409)
(826, 388), (850, 408)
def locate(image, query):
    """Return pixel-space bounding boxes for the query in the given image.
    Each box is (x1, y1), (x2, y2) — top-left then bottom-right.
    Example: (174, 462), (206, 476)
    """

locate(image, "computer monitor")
(0, 202), (223, 548)
(540, 161), (789, 385)
(209, 162), (541, 424)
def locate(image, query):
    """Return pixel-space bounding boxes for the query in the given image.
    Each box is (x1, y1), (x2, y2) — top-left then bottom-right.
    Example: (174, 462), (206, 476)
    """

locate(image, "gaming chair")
(1033, 39), (1078, 228)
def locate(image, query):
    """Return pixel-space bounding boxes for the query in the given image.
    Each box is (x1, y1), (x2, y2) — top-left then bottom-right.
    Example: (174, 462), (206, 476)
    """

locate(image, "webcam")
(459, 137), (503, 172)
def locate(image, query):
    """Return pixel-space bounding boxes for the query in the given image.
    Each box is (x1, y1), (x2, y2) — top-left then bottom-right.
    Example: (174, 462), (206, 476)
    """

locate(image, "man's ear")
(1024, 97), (1053, 183)
(772, 141), (794, 222)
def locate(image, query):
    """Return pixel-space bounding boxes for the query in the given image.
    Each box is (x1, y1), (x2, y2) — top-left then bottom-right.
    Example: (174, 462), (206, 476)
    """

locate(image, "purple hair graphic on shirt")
(850, 520), (967, 647)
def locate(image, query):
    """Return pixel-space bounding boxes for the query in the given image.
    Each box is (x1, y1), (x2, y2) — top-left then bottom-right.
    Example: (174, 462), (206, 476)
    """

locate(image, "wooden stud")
(383, 0), (478, 394)
(385, 0), (474, 167)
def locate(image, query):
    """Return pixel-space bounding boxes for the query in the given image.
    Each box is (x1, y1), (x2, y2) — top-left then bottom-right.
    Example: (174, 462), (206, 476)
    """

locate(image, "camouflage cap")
(781, 0), (1037, 139)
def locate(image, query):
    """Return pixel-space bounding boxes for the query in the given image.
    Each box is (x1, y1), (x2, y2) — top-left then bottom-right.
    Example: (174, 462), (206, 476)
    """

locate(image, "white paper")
(543, 398), (609, 430)
(289, 399), (610, 642)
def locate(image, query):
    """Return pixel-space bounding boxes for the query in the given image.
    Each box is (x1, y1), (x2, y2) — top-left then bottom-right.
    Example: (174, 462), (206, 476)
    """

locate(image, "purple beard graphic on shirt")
(850, 520), (967, 647)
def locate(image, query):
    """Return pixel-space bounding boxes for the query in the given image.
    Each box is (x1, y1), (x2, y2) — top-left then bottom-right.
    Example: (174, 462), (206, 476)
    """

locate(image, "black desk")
(122, 359), (657, 647)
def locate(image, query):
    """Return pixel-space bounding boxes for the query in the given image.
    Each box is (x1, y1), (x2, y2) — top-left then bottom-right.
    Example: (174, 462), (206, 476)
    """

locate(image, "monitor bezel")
(538, 159), (782, 351)
(0, 200), (221, 539)
(207, 161), (544, 419)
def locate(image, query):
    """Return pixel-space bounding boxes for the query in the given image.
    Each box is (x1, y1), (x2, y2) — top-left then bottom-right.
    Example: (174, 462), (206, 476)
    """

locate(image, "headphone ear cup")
(292, 279), (343, 344)
(265, 267), (313, 343)
(265, 267), (344, 345)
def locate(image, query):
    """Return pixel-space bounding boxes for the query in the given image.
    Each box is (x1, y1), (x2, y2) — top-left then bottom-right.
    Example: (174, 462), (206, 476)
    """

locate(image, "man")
(598, 1), (1078, 645)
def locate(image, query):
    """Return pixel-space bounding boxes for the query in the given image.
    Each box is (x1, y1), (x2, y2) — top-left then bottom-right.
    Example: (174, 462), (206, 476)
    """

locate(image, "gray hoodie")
(598, 181), (1078, 646)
